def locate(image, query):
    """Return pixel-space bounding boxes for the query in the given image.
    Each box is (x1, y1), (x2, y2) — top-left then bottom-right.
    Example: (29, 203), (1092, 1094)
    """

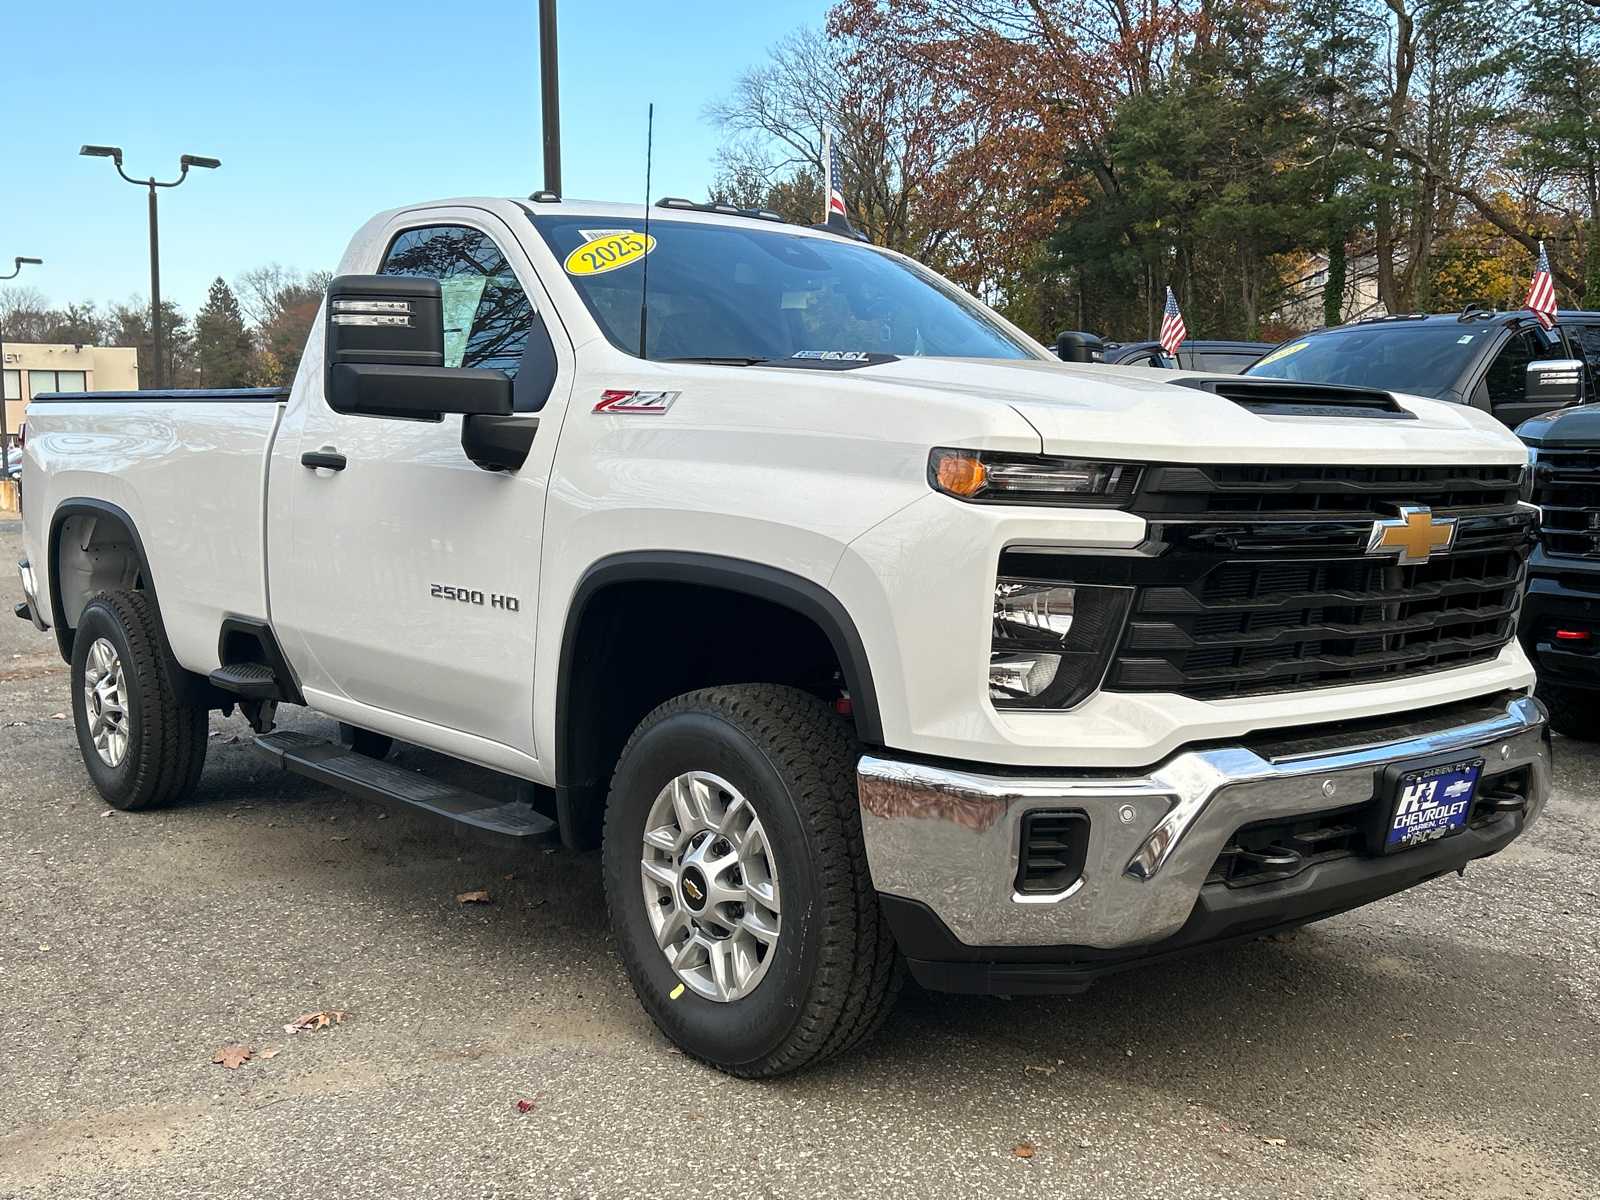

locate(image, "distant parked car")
(1103, 339), (1277, 374)
(1050, 332), (1275, 373)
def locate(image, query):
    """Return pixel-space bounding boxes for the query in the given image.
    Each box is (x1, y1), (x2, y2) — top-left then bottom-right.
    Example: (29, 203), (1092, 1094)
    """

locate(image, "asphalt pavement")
(1, 517), (1596, 1200)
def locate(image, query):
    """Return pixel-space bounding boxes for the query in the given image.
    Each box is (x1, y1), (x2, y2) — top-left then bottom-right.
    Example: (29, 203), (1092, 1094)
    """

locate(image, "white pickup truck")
(16, 196), (1551, 1076)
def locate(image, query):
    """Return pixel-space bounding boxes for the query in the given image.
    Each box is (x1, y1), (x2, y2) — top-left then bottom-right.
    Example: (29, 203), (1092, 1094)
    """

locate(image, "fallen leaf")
(1013, 1143), (1036, 1159)
(331, 836), (349, 842)
(1024, 1064), (1056, 1076)
(504, 873), (516, 881)
(259, 1048), (280, 1060)
(284, 1009), (348, 1034)
(213, 1044), (252, 1069)
(102, 810), (114, 817)
(51, 713), (67, 720)
(1264, 1137), (1286, 1146)
(1396, 1032), (1414, 1039)
(37, 946), (50, 952)
(686, 1111), (704, 1120)
(457, 891), (490, 904)
(1285, 988), (1297, 996)
(516, 1099), (537, 1114)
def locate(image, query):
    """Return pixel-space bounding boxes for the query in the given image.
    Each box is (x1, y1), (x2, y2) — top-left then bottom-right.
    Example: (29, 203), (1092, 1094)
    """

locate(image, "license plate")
(1383, 758), (1482, 852)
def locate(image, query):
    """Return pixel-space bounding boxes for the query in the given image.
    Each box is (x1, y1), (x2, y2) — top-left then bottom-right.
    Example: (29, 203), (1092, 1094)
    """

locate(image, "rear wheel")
(1538, 681), (1600, 741)
(71, 590), (208, 810)
(602, 684), (900, 1077)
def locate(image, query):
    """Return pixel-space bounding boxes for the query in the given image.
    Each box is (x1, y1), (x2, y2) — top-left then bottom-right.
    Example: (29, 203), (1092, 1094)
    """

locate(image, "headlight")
(930, 448), (1141, 506)
(990, 579), (1133, 708)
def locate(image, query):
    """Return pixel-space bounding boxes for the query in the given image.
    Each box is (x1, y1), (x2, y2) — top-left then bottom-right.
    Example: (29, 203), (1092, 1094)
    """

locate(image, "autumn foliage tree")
(714, 0), (1600, 342)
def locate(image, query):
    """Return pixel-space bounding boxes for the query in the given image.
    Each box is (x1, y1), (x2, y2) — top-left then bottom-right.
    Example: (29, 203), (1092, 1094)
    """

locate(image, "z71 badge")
(431, 584), (520, 612)
(593, 389), (679, 414)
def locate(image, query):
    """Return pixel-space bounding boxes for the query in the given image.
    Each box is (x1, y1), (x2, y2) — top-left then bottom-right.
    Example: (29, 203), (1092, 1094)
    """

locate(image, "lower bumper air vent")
(1015, 810), (1090, 895)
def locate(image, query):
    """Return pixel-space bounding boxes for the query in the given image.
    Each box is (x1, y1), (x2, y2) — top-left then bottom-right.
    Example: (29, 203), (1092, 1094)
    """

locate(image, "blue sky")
(1, 0), (828, 317)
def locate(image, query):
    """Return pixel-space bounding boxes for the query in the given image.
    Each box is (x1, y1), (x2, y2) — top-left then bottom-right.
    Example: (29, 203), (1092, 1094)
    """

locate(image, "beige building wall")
(2, 343), (140, 439)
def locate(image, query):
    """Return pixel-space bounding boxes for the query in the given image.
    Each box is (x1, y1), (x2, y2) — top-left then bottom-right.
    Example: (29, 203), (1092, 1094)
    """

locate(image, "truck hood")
(853, 355), (1526, 465)
(1517, 402), (1600, 448)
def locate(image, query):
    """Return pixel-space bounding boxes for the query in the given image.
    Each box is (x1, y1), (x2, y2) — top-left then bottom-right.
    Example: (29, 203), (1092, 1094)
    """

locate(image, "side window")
(1559, 323), (1600, 402)
(1196, 352), (1260, 374)
(381, 226), (533, 376)
(1484, 329), (1563, 405)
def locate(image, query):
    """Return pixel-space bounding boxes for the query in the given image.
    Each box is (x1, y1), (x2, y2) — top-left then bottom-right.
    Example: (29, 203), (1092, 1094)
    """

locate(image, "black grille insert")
(1531, 448), (1600, 558)
(1015, 810), (1090, 895)
(1099, 463), (1534, 700)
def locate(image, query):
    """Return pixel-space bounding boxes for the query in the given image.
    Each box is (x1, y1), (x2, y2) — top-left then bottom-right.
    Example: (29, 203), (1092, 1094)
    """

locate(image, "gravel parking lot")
(1, 516), (1596, 1200)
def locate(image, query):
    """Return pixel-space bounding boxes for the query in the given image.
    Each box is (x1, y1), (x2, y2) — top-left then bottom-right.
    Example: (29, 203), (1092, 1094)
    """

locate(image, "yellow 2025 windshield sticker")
(1254, 341), (1309, 368)
(565, 231), (656, 276)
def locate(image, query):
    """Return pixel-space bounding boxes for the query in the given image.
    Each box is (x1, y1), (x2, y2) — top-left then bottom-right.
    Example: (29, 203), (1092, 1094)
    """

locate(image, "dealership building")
(3, 343), (139, 440)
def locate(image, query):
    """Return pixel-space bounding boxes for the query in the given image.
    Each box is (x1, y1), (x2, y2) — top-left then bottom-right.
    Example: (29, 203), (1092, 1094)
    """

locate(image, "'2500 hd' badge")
(431, 584), (519, 611)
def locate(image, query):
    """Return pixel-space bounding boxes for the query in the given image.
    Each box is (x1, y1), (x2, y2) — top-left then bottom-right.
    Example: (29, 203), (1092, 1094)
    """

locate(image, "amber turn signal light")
(935, 453), (987, 496)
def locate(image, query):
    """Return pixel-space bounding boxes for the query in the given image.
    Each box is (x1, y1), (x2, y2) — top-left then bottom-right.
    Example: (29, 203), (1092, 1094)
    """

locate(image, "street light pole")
(0, 255), (44, 482)
(80, 146), (220, 389)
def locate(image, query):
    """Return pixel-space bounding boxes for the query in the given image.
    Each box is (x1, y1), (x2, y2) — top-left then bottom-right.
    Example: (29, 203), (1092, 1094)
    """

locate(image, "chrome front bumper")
(858, 693), (1549, 949)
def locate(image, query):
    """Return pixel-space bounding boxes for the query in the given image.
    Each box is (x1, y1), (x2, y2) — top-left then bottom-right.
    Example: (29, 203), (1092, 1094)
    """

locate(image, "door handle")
(301, 451), (347, 471)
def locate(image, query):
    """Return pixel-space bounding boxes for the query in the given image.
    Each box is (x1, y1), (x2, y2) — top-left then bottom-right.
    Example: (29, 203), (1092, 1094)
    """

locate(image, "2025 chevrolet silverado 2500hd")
(15, 196), (1551, 1076)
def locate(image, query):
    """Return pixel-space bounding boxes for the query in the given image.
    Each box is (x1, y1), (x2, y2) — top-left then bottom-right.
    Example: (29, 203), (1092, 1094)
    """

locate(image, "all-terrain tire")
(602, 684), (901, 1077)
(1538, 681), (1600, 742)
(70, 590), (209, 810)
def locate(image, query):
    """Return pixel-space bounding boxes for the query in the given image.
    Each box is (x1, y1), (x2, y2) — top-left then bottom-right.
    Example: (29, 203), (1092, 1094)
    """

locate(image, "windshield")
(1243, 324), (1488, 397)
(529, 214), (1037, 362)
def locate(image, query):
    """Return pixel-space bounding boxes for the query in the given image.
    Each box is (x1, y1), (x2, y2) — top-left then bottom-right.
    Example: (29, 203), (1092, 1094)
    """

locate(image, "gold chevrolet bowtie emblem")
(1366, 505), (1458, 565)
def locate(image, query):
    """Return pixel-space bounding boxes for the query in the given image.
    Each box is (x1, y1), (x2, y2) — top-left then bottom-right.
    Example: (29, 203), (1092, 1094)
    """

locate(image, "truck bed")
(21, 388), (287, 674)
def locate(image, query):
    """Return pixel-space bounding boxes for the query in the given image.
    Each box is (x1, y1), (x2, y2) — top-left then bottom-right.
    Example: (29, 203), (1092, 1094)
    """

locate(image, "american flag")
(824, 129), (848, 219)
(1526, 241), (1557, 330)
(1159, 286), (1187, 356)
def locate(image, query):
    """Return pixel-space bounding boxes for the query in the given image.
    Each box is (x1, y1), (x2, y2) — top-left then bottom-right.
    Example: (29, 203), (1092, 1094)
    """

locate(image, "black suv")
(1243, 309), (1600, 427)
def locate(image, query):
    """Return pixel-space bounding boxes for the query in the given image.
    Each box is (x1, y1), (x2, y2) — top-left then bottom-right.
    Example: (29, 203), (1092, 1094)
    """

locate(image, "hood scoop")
(1171, 378), (1416, 420)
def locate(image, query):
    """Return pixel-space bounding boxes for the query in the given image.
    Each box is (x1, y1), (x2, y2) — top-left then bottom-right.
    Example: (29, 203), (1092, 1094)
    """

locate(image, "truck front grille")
(1003, 463), (1534, 702)
(1531, 449), (1600, 558)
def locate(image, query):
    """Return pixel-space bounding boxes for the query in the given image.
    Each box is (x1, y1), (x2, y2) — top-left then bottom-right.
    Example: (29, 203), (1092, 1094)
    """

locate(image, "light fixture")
(930, 448), (1140, 506)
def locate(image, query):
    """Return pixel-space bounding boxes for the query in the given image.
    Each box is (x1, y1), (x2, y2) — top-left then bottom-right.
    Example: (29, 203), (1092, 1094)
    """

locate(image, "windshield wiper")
(658, 356), (771, 366)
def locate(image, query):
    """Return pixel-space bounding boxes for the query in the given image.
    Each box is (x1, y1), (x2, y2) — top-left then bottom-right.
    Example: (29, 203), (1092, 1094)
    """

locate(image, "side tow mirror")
(1055, 331), (1106, 363)
(324, 275), (512, 420)
(1526, 358), (1585, 408)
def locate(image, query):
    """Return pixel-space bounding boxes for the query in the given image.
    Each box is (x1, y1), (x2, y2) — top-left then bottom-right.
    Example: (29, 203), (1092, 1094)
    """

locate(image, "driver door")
(271, 215), (570, 761)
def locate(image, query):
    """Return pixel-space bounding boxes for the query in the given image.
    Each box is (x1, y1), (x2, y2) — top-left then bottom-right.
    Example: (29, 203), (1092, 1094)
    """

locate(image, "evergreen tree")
(194, 278), (255, 388)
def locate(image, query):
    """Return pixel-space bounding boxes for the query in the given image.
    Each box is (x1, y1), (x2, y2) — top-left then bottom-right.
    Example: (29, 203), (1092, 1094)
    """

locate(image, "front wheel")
(70, 590), (209, 810)
(602, 685), (900, 1077)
